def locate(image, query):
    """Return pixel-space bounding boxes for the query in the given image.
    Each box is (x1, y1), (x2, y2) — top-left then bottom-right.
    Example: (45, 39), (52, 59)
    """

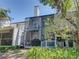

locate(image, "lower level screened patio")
(0, 26), (13, 45)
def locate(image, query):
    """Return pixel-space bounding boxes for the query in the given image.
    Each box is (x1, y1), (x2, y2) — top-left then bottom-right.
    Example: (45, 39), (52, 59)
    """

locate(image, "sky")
(0, 0), (56, 22)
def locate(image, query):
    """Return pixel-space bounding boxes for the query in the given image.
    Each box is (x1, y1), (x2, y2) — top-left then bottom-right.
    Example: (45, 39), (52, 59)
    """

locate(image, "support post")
(0, 32), (2, 45)
(24, 21), (27, 47)
(39, 18), (42, 40)
(54, 32), (57, 47)
(65, 40), (69, 47)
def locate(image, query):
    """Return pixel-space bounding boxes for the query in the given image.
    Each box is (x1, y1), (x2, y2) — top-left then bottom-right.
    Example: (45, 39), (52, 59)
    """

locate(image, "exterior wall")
(12, 24), (18, 46)
(11, 22), (25, 46)
(17, 23), (25, 45)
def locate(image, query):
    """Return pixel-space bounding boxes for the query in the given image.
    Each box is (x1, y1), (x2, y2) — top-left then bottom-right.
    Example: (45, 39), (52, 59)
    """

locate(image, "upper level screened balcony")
(25, 17), (40, 31)
(25, 14), (54, 32)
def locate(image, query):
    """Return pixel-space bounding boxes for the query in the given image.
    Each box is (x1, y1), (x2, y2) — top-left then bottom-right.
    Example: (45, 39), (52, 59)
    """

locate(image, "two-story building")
(0, 6), (76, 48)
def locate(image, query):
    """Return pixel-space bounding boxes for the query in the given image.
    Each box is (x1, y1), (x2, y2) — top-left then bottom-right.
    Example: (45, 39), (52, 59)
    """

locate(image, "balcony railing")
(27, 25), (39, 31)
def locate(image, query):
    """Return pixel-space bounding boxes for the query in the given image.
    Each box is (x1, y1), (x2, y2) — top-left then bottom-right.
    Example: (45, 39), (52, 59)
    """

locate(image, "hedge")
(27, 47), (79, 59)
(0, 46), (20, 53)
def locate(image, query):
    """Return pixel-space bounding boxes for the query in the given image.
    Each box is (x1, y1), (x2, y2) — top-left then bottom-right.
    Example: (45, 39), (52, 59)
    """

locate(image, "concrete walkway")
(0, 49), (27, 59)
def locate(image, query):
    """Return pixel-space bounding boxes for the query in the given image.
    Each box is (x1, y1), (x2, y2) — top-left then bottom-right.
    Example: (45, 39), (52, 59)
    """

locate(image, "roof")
(25, 14), (54, 19)
(11, 21), (25, 24)
(11, 14), (55, 24)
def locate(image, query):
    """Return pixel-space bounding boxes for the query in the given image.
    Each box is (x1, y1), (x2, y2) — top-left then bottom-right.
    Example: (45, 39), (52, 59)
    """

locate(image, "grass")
(27, 47), (79, 59)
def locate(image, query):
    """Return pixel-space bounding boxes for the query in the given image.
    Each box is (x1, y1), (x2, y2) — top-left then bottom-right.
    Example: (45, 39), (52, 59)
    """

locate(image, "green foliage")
(27, 47), (79, 59)
(0, 46), (20, 53)
(40, 0), (73, 17)
(0, 8), (10, 19)
(44, 17), (72, 40)
(44, 17), (55, 39)
(40, 0), (79, 44)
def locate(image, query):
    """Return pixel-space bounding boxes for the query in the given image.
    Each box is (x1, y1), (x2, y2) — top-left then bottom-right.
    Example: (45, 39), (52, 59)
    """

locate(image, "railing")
(41, 40), (75, 48)
(27, 25), (39, 31)
(41, 40), (55, 48)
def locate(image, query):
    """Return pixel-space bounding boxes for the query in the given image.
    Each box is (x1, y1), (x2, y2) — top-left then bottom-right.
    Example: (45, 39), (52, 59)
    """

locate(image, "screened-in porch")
(24, 30), (40, 48)
(0, 27), (13, 45)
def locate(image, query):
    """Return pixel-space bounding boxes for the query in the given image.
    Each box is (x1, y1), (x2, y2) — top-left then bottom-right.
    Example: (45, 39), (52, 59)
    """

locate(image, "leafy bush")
(0, 45), (20, 53)
(27, 47), (79, 59)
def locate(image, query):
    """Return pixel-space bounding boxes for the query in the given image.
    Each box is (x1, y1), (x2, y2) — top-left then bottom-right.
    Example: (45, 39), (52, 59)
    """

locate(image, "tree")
(40, 0), (72, 17)
(0, 8), (10, 45)
(40, 0), (79, 46)
(73, 0), (79, 45)
(0, 8), (10, 20)
(44, 17), (72, 40)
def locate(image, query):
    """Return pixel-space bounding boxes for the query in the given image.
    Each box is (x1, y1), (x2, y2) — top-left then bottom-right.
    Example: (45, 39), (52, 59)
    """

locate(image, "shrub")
(0, 45), (20, 53)
(27, 47), (79, 59)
